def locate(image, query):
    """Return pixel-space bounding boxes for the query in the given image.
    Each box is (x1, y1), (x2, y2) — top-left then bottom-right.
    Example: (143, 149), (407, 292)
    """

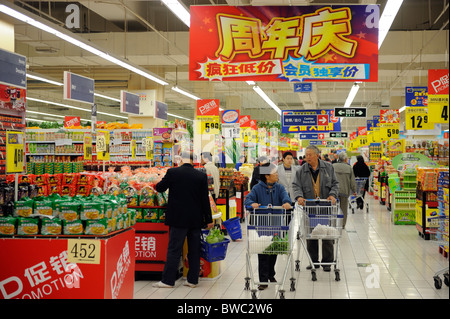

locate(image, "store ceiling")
(2, 0), (449, 132)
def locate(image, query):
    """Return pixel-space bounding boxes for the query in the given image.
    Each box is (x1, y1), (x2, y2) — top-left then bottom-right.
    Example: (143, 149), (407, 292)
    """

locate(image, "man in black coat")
(153, 152), (214, 288)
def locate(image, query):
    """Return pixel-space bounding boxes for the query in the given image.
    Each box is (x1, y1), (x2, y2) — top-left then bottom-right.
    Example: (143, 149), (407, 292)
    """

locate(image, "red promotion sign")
(189, 5), (379, 82)
(64, 116), (81, 128)
(197, 99), (220, 116)
(0, 229), (135, 299)
(350, 132), (357, 140)
(0, 84), (26, 112)
(250, 119), (258, 130)
(239, 115), (251, 127)
(428, 69), (449, 95)
(380, 109), (399, 123)
(357, 126), (367, 136)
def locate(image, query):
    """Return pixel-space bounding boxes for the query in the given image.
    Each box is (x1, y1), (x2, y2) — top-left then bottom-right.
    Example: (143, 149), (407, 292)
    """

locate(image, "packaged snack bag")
(85, 218), (108, 235)
(41, 218), (62, 235)
(33, 197), (55, 217)
(17, 217), (39, 235)
(57, 200), (81, 221)
(14, 197), (34, 217)
(0, 216), (16, 235)
(63, 220), (84, 235)
(80, 199), (104, 220)
(139, 186), (156, 207)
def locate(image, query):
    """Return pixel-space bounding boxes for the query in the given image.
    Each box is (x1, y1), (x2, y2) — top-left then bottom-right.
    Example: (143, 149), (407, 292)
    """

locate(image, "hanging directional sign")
(299, 133), (325, 140)
(334, 107), (367, 118)
(330, 132), (348, 138)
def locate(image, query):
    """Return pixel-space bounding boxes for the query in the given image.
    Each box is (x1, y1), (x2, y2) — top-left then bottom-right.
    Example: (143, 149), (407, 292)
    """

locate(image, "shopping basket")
(200, 231), (231, 263)
(426, 214), (449, 289)
(349, 177), (369, 214)
(223, 217), (242, 241)
(295, 199), (343, 281)
(244, 205), (296, 299)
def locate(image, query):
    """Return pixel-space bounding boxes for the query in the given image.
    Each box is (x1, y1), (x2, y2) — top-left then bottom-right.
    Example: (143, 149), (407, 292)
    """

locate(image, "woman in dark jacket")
(352, 155), (371, 209)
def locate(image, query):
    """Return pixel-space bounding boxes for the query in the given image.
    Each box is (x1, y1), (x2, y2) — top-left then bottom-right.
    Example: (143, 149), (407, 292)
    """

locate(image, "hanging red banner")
(190, 5), (379, 82)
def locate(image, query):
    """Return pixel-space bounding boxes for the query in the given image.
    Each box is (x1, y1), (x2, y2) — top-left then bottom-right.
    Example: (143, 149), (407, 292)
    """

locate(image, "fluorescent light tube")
(171, 86), (200, 100)
(399, 106), (406, 113)
(253, 86), (281, 115)
(167, 112), (193, 121)
(94, 93), (121, 103)
(161, 0), (191, 27)
(0, 3), (168, 86)
(344, 83), (360, 108)
(26, 74), (63, 86)
(246, 81), (256, 85)
(27, 97), (128, 119)
(378, 0), (404, 48)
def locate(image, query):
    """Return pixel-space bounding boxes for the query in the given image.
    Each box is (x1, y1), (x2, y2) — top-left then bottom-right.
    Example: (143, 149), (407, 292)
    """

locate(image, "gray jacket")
(332, 162), (356, 197)
(277, 165), (299, 202)
(292, 160), (339, 200)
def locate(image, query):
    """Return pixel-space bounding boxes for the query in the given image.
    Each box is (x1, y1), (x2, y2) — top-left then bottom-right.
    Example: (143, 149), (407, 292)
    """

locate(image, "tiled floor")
(133, 196), (449, 299)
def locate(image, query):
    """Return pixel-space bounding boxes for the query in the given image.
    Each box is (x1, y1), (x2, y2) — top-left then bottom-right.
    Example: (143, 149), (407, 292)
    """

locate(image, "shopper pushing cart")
(349, 177), (369, 214)
(244, 163), (296, 299)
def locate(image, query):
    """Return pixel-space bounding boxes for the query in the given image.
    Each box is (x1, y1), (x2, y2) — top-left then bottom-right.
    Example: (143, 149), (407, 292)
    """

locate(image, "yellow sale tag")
(67, 239), (101, 264)
(428, 95), (449, 124)
(405, 107), (434, 130)
(199, 116), (220, 134)
(97, 130), (110, 161)
(380, 123), (400, 139)
(6, 131), (24, 173)
(131, 139), (137, 159)
(84, 134), (92, 160)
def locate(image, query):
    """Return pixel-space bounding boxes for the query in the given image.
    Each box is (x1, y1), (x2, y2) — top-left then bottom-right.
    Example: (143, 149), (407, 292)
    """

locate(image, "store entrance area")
(134, 195), (449, 300)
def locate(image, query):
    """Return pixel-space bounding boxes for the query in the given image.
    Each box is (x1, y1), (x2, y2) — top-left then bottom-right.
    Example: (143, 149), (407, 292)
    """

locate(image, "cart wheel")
(290, 279), (296, 292)
(352, 208), (355, 214)
(366, 204), (369, 213)
(434, 276), (442, 289)
(311, 270), (317, 281)
(335, 270), (340, 281)
(244, 278), (250, 290)
(279, 290), (285, 299)
(251, 290), (257, 299)
(295, 260), (300, 272)
(296, 232), (300, 240)
(444, 273), (449, 287)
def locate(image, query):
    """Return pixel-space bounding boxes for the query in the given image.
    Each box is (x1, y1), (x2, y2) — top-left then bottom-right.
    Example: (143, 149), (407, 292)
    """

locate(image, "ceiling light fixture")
(399, 106), (406, 113)
(0, 3), (168, 86)
(171, 86), (200, 100)
(161, 0), (191, 28)
(27, 97), (128, 119)
(253, 86), (281, 115)
(167, 112), (193, 122)
(26, 110), (90, 122)
(344, 83), (360, 108)
(378, 0), (404, 48)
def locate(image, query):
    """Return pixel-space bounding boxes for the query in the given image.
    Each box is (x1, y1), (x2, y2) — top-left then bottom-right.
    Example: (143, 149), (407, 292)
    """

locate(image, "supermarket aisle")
(133, 196), (449, 299)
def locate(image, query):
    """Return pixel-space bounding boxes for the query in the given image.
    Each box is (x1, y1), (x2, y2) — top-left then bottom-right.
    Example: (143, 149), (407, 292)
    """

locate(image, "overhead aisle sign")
(334, 107), (367, 118)
(190, 5), (379, 82)
(282, 109), (341, 133)
(64, 72), (94, 104)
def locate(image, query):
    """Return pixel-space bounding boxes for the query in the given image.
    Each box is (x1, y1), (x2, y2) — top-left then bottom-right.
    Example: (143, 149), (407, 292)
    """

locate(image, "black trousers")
(162, 226), (201, 286)
(258, 254), (277, 282)
(307, 239), (334, 265)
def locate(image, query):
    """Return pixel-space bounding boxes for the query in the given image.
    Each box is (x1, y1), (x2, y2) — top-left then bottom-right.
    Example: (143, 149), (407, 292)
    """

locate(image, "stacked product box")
(437, 171), (449, 256)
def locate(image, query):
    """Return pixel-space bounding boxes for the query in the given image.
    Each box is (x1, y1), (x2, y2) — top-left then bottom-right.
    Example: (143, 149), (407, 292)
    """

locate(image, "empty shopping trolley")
(427, 214), (449, 289)
(349, 177), (369, 214)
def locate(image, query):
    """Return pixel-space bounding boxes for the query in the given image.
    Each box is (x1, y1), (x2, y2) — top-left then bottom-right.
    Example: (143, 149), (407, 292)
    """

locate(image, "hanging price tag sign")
(222, 123), (240, 139)
(428, 95), (449, 124)
(6, 131), (24, 173)
(199, 116), (220, 134)
(84, 134), (92, 160)
(405, 107), (434, 130)
(143, 137), (153, 160)
(97, 130), (110, 161)
(380, 123), (400, 139)
(131, 139), (137, 159)
(67, 239), (101, 264)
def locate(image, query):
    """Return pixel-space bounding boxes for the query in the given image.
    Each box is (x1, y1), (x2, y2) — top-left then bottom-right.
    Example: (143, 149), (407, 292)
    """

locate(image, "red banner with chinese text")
(190, 5), (379, 82)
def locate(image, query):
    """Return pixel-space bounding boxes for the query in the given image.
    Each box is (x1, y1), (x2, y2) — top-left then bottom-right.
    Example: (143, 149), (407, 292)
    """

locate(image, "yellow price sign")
(428, 95), (449, 124)
(84, 134), (92, 160)
(143, 137), (153, 160)
(97, 130), (110, 161)
(372, 127), (381, 142)
(405, 107), (434, 130)
(67, 239), (101, 264)
(6, 131), (24, 173)
(380, 123), (400, 139)
(131, 139), (137, 159)
(199, 116), (220, 134)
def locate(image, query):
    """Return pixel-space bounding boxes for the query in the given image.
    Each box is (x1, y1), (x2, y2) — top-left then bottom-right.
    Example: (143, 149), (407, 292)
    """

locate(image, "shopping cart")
(244, 205), (296, 299)
(427, 214), (449, 289)
(349, 177), (369, 214)
(295, 199), (343, 282)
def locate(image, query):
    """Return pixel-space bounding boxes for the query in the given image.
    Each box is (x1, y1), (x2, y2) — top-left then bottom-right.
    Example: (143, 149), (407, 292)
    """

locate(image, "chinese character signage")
(380, 109), (399, 123)
(281, 109), (340, 133)
(427, 69), (449, 124)
(190, 5), (379, 82)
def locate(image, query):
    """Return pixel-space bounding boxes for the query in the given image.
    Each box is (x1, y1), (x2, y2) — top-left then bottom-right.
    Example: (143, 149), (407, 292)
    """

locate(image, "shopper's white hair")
(306, 145), (320, 155)
(338, 152), (348, 162)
